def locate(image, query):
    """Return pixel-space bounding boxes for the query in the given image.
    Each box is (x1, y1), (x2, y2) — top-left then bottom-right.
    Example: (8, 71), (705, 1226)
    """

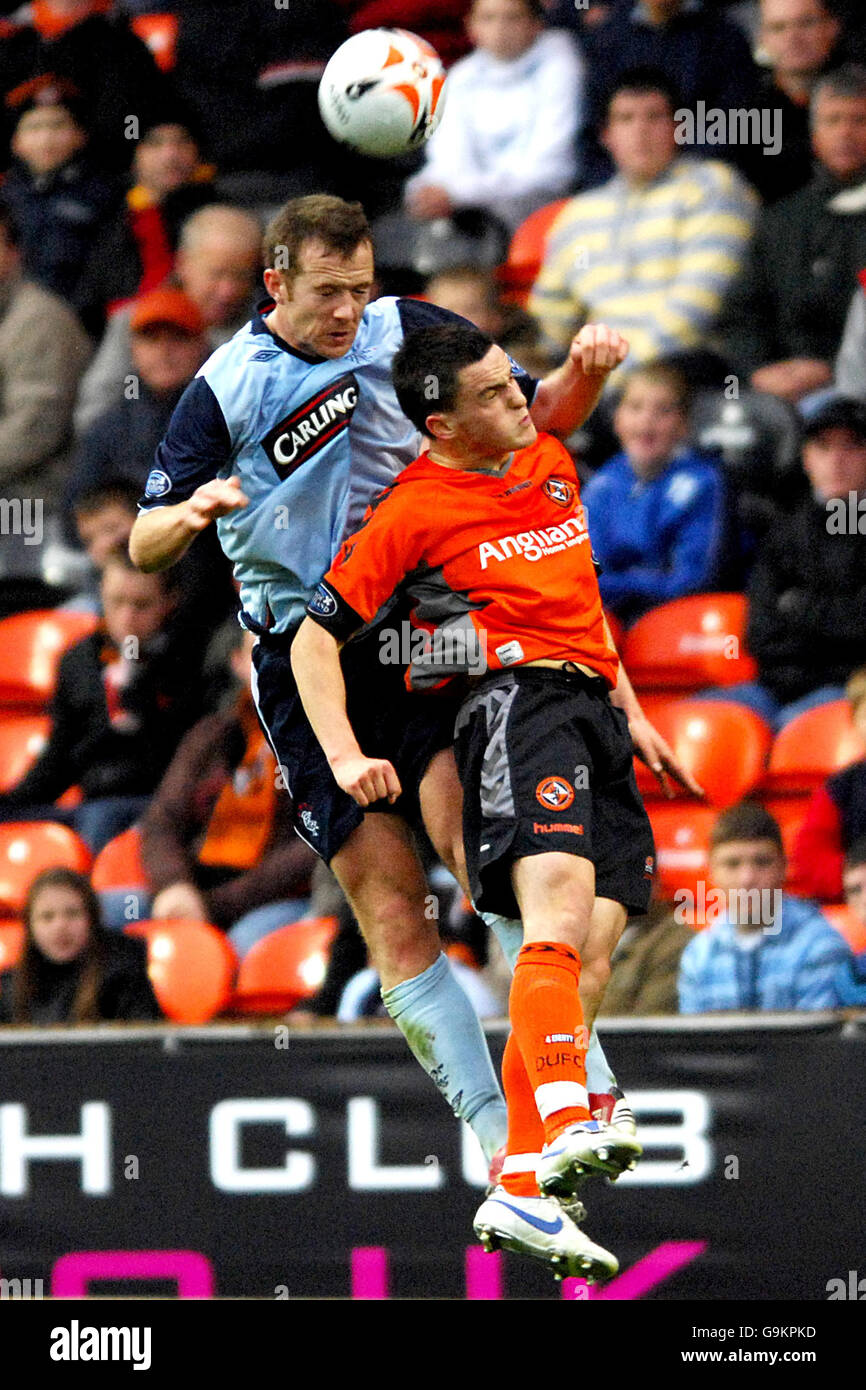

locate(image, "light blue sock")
(381, 953), (507, 1162)
(481, 912), (618, 1094)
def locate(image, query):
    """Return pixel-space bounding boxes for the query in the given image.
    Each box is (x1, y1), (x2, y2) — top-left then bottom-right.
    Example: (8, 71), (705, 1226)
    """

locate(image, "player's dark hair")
(0, 197), (20, 248)
(605, 65), (681, 121)
(262, 194), (371, 276)
(73, 481), (141, 519)
(844, 836), (866, 873)
(392, 323), (495, 434)
(710, 802), (783, 852)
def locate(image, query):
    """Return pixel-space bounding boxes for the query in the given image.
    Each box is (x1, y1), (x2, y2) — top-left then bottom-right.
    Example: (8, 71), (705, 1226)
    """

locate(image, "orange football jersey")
(309, 431), (619, 690)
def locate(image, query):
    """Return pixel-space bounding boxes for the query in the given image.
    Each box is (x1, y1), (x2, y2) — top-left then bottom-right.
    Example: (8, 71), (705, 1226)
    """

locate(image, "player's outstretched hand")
(569, 324), (629, 377)
(628, 713), (705, 800)
(185, 476), (249, 531)
(331, 753), (402, 807)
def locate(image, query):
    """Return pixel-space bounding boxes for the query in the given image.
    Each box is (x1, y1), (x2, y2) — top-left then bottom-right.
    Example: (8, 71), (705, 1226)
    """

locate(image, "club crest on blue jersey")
(144, 468), (172, 498)
(261, 372), (360, 478)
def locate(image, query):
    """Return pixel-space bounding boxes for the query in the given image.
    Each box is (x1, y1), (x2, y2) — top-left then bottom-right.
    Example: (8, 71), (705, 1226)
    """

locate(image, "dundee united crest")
(536, 776), (575, 810)
(543, 476), (575, 508)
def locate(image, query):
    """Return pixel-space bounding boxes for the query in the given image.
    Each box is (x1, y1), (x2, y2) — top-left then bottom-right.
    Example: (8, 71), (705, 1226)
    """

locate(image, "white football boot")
(474, 1187), (617, 1282)
(538, 1120), (642, 1197)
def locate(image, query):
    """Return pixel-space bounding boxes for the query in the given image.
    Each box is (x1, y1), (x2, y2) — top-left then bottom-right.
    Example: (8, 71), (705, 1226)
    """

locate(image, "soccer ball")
(318, 28), (447, 159)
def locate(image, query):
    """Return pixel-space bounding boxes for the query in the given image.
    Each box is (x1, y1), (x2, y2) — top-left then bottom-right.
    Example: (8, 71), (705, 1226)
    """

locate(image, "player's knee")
(580, 955), (611, 1002)
(356, 882), (437, 957)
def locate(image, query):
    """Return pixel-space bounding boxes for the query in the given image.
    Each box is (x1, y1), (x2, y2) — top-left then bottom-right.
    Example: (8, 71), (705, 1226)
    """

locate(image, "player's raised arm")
(129, 476), (249, 572)
(290, 618), (401, 807)
(530, 323), (629, 438)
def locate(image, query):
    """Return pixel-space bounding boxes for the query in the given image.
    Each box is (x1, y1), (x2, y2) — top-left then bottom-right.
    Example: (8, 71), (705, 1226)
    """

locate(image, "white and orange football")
(318, 28), (447, 159)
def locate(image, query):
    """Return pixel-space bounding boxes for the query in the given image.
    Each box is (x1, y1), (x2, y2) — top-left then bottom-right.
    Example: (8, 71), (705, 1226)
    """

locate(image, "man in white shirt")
(404, 0), (585, 234)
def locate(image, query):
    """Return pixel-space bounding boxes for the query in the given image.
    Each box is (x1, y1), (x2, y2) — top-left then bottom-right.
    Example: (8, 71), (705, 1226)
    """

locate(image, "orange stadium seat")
(0, 714), (49, 792)
(648, 803), (717, 905)
(821, 903), (866, 955)
(131, 12), (179, 71)
(91, 826), (148, 892)
(0, 610), (100, 711)
(622, 593), (757, 693)
(126, 919), (238, 1023)
(497, 199), (569, 306)
(233, 916), (339, 1014)
(0, 921), (24, 971)
(762, 701), (866, 795)
(0, 823), (92, 917)
(759, 794), (812, 893)
(634, 700), (772, 807)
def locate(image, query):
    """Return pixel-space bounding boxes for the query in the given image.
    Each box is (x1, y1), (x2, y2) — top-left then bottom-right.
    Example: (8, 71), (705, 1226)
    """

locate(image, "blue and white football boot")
(538, 1120), (642, 1197)
(473, 1188), (618, 1282)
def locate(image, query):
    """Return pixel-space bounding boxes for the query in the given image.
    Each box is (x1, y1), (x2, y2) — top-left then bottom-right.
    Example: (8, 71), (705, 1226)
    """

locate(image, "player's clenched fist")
(331, 753), (402, 807)
(570, 324), (629, 376)
(185, 476), (249, 531)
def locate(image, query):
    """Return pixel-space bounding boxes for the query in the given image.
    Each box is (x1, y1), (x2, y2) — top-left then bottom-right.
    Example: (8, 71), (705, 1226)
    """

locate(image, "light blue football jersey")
(140, 295), (536, 633)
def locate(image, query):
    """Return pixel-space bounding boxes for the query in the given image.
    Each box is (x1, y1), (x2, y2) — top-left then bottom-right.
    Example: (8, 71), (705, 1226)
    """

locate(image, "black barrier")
(0, 1016), (864, 1301)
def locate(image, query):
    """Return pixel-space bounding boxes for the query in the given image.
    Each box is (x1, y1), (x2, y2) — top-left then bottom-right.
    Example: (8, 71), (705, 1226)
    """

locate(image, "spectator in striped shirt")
(677, 803), (852, 1013)
(528, 67), (759, 383)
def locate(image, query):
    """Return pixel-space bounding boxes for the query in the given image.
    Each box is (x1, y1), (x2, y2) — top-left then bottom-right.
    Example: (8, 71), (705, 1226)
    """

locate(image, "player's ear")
(263, 266), (289, 302)
(425, 410), (452, 442)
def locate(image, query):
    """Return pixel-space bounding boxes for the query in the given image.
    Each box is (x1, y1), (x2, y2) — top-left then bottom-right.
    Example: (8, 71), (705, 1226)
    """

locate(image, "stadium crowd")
(1, 0), (866, 1025)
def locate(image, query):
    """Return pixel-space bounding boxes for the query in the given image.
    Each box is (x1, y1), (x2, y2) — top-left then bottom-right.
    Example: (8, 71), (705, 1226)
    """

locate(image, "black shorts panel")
(454, 667), (655, 917)
(251, 625), (459, 863)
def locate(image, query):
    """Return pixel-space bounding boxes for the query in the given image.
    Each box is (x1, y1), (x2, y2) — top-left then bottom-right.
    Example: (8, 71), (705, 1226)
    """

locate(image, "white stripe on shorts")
(534, 1081), (589, 1122)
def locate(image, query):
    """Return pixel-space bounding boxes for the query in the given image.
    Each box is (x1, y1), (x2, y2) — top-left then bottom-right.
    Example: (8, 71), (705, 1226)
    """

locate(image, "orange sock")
(510, 940), (591, 1146)
(499, 1031), (545, 1197)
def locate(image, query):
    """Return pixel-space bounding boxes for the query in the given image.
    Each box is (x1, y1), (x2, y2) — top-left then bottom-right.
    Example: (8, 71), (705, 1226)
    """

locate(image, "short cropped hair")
(471, 0), (545, 17)
(262, 194), (371, 276)
(605, 65), (681, 122)
(844, 836), (866, 874)
(392, 323), (495, 434)
(73, 481), (141, 519)
(710, 802), (783, 852)
(104, 544), (181, 595)
(618, 359), (692, 414)
(811, 63), (866, 121)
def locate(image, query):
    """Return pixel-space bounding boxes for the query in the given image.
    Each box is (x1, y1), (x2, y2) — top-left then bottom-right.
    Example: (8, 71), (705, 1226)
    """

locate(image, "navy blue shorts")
(454, 666), (655, 918)
(251, 624), (460, 863)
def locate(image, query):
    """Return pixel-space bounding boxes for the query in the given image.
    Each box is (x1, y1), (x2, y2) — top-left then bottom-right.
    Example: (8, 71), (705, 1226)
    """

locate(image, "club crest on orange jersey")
(543, 476), (574, 508)
(536, 776), (575, 810)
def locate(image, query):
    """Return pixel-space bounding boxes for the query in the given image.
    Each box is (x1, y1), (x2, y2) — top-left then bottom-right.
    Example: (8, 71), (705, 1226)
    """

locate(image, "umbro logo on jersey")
(261, 372), (359, 478)
(250, 350), (281, 362)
